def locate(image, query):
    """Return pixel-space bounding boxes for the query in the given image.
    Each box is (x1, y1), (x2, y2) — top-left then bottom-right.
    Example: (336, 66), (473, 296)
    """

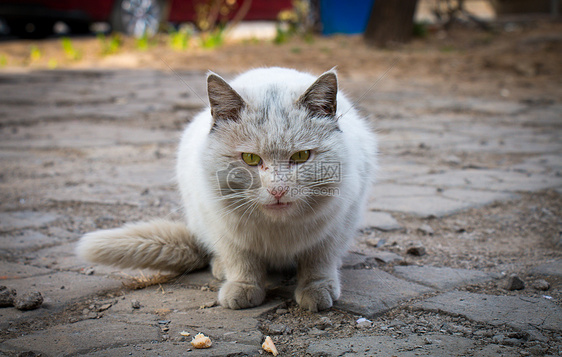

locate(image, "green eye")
(290, 150), (310, 164)
(242, 153), (261, 166)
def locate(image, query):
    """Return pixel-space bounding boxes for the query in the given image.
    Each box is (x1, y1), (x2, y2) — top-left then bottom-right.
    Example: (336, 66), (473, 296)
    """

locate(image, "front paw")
(218, 281), (265, 309)
(295, 280), (340, 312)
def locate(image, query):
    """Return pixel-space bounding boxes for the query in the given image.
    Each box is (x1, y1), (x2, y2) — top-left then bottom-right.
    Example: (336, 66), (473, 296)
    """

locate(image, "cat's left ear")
(297, 70), (338, 118)
(207, 73), (246, 126)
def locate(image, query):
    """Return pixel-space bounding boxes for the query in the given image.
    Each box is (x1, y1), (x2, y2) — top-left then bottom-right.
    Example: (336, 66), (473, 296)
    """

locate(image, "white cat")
(77, 67), (377, 311)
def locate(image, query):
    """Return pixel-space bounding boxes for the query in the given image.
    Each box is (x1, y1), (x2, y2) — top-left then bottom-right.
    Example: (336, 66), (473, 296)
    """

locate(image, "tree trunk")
(364, 0), (419, 47)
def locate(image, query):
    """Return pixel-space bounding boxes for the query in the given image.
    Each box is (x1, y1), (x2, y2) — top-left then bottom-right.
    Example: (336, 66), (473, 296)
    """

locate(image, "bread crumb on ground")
(262, 335), (279, 356)
(191, 332), (212, 349)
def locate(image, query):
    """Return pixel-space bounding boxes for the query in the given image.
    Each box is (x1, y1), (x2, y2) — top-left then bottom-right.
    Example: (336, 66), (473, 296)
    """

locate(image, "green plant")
(169, 28), (191, 51)
(61, 37), (82, 60)
(29, 45), (42, 61)
(136, 33), (157, 51)
(199, 28), (224, 49)
(273, 0), (314, 45)
(98, 33), (123, 55)
(273, 24), (292, 45)
(48, 58), (58, 69)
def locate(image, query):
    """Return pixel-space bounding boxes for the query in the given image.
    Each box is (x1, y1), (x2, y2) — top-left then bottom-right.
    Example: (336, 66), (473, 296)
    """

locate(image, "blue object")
(320, 0), (376, 35)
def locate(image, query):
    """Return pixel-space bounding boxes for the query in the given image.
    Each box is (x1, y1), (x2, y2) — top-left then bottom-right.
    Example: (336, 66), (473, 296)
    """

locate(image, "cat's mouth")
(263, 202), (293, 211)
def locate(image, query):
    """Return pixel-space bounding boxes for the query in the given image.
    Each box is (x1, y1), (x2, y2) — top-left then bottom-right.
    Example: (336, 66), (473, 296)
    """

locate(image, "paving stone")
(0, 211), (60, 232)
(342, 250), (403, 268)
(400, 169), (562, 192)
(166, 300), (282, 345)
(441, 188), (518, 205)
(96, 162), (175, 189)
(411, 97), (527, 115)
(414, 291), (562, 340)
(529, 259), (562, 278)
(361, 211), (403, 231)
(108, 284), (218, 316)
(371, 251), (404, 264)
(0, 261), (54, 279)
(0, 271), (122, 311)
(335, 269), (433, 318)
(381, 128), (471, 151)
(0, 121), (176, 149)
(393, 265), (493, 290)
(306, 333), (518, 357)
(369, 184), (514, 218)
(0, 319), (159, 356)
(22, 242), (83, 271)
(44, 183), (147, 206)
(456, 129), (562, 155)
(0, 230), (56, 252)
(84, 341), (258, 356)
(512, 154), (562, 174)
(341, 251), (369, 269)
(376, 158), (432, 181)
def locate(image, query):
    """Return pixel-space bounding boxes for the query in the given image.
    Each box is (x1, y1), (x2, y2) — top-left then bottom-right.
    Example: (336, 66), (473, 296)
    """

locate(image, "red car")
(0, 0), (292, 38)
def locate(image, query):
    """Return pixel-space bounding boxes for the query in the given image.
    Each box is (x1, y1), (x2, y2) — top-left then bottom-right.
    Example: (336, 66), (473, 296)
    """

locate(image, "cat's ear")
(297, 71), (338, 118)
(207, 73), (245, 125)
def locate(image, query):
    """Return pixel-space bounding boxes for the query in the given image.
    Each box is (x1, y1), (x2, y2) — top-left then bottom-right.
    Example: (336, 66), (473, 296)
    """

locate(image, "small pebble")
(309, 327), (327, 336)
(445, 155), (462, 165)
(98, 303), (112, 312)
(417, 224), (434, 235)
(0, 286), (17, 307)
(504, 275), (525, 291)
(316, 316), (332, 330)
(131, 299), (141, 309)
(14, 291), (43, 311)
(492, 334), (505, 344)
(407, 246), (426, 256)
(532, 279), (550, 291)
(266, 323), (287, 335)
(356, 317), (372, 328)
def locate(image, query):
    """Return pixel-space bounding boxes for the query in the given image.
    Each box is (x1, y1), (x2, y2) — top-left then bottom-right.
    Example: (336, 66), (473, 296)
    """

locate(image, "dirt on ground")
(0, 19), (561, 101)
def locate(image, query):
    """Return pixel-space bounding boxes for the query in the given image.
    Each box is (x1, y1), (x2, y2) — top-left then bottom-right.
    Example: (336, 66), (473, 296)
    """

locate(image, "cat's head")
(206, 69), (346, 222)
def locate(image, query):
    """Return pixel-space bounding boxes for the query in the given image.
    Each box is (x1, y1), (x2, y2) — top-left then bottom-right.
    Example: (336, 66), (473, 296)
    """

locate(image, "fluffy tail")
(76, 219), (210, 273)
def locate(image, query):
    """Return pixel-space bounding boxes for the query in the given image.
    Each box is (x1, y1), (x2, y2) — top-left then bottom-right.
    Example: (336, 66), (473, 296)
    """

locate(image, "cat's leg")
(210, 255), (226, 281)
(217, 250), (266, 309)
(295, 248), (341, 312)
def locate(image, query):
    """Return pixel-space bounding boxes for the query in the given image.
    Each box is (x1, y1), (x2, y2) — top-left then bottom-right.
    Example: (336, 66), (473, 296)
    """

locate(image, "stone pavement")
(0, 69), (561, 356)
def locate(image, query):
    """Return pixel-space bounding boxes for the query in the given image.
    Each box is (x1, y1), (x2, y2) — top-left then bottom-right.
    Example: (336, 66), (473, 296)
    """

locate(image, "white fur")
(77, 67), (377, 311)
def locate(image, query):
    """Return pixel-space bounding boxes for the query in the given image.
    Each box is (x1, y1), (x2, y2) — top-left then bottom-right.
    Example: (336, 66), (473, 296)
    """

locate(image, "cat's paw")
(218, 281), (265, 309)
(295, 280), (340, 312)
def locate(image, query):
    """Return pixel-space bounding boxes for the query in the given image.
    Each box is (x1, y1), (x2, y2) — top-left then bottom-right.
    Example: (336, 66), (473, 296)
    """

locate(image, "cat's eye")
(290, 150), (310, 164)
(242, 153), (262, 166)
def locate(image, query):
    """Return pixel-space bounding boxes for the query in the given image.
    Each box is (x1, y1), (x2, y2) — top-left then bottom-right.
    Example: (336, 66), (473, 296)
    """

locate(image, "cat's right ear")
(207, 73), (245, 126)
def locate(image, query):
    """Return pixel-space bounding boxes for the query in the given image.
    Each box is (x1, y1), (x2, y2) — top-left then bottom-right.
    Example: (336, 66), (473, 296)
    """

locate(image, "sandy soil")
(0, 19), (561, 101)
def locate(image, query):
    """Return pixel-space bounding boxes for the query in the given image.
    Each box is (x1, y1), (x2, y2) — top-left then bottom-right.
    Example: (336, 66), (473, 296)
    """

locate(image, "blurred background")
(0, 0), (559, 100)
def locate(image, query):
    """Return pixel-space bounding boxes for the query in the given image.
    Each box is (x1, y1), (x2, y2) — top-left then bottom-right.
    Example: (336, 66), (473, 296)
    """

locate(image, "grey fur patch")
(297, 71), (338, 118)
(207, 73), (246, 128)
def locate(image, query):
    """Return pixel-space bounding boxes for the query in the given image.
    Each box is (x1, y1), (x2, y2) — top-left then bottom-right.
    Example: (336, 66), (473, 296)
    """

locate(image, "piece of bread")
(191, 332), (212, 349)
(262, 336), (279, 356)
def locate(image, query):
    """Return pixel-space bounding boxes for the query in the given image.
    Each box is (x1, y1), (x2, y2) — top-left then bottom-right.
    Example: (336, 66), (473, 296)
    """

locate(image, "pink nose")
(269, 187), (288, 200)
